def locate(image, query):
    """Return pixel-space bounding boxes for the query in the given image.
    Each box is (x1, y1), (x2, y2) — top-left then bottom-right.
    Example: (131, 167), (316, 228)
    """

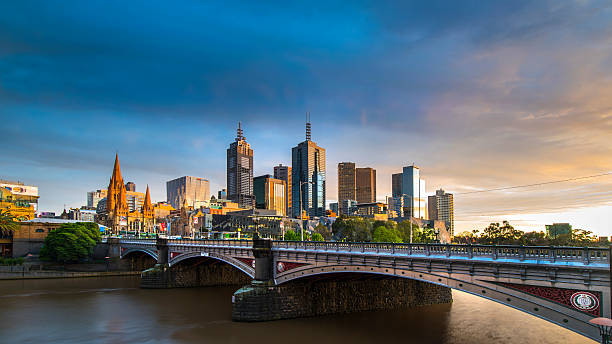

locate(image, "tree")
(412, 226), (437, 243)
(283, 230), (300, 241)
(311, 232), (324, 241)
(372, 226), (402, 243)
(314, 223), (332, 240)
(480, 221), (523, 245)
(0, 210), (18, 233)
(40, 222), (101, 263)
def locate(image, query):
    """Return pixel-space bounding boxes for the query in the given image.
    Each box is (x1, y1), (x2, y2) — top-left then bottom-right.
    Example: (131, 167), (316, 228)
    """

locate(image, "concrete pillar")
(106, 238), (121, 259)
(141, 237), (170, 288)
(253, 238), (273, 282)
(156, 237), (169, 265)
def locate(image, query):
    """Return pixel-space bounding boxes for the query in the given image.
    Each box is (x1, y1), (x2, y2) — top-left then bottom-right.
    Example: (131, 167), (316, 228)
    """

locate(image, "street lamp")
(299, 180), (314, 241)
(590, 318), (612, 344)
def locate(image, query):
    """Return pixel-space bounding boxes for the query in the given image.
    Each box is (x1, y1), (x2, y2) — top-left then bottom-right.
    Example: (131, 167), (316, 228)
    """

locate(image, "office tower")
(356, 167), (376, 204)
(428, 189), (454, 236)
(166, 176), (211, 209)
(337, 162), (356, 215)
(125, 182), (136, 192)
(273, 164), (292, 217)
(227, 122), (254, 209)
(292, 114), (326, 218)
(218, 189), (227, 200)
(392, 173), (403, 197)
(87, 189), (108, 208)
(254, 174), (286, 216)
(401, 164), (427, 219)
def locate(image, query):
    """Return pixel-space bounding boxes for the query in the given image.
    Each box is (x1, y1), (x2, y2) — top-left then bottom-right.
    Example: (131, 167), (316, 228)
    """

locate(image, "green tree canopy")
(40, 222), (101, 263)
(283, 230), (300, 241)
(311, 232), (324, 241)
(314, 223), (332, 240)
(372, 226), (402, 243)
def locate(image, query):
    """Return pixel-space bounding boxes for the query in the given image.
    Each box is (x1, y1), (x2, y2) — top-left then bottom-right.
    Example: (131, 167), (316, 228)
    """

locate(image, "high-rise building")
(428, 189), (454, 236)
(292, 115), (326, 218)
(392, 173), (403, 197)
(273, 164), (292, 217)
(356, 167), (376, 204)
(166, 176), (211, 209)
(125, 182), (136, 192)
(218, 189), (227, 200)
(87, 189), (107, 208)
(254, 174), (286, 216)
(401, 165), (427, 219)
(227, 122), (254, 209)
(337, 162), (356, 215)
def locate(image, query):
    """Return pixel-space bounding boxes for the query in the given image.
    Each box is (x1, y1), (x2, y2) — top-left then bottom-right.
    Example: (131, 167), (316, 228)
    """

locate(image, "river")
(0, 276), (594, 344)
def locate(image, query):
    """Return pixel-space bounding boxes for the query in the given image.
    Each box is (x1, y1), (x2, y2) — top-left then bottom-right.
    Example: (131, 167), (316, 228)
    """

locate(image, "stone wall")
(232, 276), (452, 321)
(141, 258), (250, 289)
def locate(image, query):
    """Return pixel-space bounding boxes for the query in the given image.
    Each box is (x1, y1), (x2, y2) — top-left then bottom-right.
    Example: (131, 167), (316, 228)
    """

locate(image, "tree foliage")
(0, 210), (18, 233)
(331, 216), (438, 243)
(311, 232), (324, 241)
(283, 230), (300, 241)
(372, 226), (402, 243)
(40, 223), (101, 263)
(452, 221), (601, 246)
(313, 223), (332, 240)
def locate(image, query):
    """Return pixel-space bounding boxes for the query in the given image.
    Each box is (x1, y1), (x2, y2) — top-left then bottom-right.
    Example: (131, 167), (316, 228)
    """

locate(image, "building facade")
(392, 173), (403, 197)
(167, 176), (211, 210)
(428, 189), (454, 236)
(254, 175), (286, 216)
(227, 122), (255, 209)
(0, 180), (39, 221)
(356, 167), (376, 204)
(337, 162), (356, 215)
(273, 164), (292, 217)
(102, 154), (155, 233)
(87, 189), (108, 208)
(401, 165), (427, 219)
(292, 118), (326, 218)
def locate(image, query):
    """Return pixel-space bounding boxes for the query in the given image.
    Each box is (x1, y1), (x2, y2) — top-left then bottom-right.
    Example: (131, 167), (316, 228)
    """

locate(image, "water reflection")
(0, 277), (594, 344)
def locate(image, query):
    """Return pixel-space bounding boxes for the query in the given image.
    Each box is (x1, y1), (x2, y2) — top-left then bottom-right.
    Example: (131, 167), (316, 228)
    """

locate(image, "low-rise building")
(0, 180), (39, 221)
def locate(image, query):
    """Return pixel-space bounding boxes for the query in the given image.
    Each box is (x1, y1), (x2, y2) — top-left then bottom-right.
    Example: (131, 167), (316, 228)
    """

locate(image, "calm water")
(0, 276), (594, 344)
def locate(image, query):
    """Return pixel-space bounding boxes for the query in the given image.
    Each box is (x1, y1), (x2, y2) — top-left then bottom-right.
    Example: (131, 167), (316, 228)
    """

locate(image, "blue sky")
(1, 1), (611, 234)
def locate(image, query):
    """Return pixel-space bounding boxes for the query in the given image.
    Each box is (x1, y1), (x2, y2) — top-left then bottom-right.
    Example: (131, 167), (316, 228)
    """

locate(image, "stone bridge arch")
(273, 262), (604, 340)
(169, 251), (255, 278)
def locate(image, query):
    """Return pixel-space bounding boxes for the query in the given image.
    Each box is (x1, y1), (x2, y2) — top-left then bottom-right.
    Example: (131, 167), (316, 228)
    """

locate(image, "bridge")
(107, 237), (611, 341)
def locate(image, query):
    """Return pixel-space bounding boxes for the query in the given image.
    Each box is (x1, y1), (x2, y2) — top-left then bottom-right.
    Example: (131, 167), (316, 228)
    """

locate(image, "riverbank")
(0, 270), (141, 280)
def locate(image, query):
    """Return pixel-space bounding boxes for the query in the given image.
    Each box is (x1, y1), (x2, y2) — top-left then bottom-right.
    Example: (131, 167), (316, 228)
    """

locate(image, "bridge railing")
(167, 239), (253, 248)
(271, 241), (609, 265)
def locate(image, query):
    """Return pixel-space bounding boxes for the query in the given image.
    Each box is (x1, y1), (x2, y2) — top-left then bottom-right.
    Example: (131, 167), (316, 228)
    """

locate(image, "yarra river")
(0, 276), (594, 344)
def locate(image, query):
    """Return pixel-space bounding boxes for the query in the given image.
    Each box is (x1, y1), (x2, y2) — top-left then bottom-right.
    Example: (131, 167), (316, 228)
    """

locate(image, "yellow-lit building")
(102, 154), (155, 233)
(253, 175), (286, 216)
(0, 181), (38, 221)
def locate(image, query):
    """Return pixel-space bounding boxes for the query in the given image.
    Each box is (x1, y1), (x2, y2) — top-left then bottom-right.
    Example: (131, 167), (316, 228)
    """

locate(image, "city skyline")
(1, 1), (611, 235)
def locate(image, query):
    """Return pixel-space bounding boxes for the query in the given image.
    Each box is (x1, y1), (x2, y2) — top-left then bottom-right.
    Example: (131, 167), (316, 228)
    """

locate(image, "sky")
(1, 1), (611, 235)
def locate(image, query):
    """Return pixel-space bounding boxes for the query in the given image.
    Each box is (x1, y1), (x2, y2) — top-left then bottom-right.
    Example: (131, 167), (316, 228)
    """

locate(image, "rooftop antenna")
(306, 112), (311, 141)
(236, 121), (244, 141)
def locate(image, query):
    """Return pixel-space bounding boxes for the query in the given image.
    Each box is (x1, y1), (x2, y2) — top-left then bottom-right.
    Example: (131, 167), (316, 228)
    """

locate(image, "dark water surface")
(0, 276), (594, 344)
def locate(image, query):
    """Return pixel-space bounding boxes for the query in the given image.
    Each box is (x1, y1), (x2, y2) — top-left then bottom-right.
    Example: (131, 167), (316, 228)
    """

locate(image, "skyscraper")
(401, 164), (427, 219)
(254, 174), (286, 216)
(273, 164), (292, 217)
(392, 173), (403, 197)
(356, 167), (376, 203)
(166, 176), (211, 209)
(337, 162), (356, 215)
(292, 115), (326, 218)
(227, 122), (254, 209)
(428, 189), (454, 236)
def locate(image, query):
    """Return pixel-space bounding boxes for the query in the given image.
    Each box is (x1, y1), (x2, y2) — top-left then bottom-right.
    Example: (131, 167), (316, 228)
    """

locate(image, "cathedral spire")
(111, 153), (122, 183)
(144, 185), (151, 208)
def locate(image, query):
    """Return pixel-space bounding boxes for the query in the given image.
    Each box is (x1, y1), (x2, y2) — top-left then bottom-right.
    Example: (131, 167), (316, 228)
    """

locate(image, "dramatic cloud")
(1, 1), (611, 234)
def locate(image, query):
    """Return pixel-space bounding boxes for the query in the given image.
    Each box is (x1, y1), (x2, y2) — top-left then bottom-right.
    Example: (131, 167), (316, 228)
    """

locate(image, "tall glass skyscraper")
(292, 117), (326, 218)
(401, 165), (427, 219)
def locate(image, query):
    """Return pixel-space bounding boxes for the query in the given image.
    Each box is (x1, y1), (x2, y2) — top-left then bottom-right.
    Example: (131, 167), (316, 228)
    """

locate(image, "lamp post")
(590, 318), (612, 344)
(299, 180), (314, 242)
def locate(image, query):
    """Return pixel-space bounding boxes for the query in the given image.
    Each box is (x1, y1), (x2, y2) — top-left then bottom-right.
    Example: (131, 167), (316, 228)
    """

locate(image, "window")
(35, 228), (44, 233)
